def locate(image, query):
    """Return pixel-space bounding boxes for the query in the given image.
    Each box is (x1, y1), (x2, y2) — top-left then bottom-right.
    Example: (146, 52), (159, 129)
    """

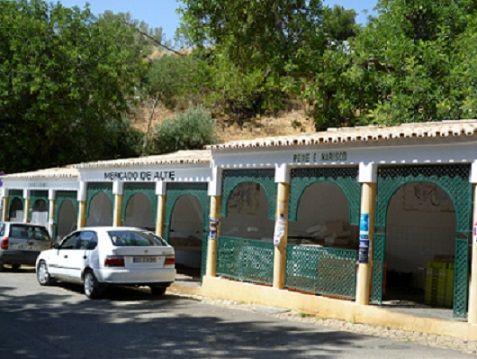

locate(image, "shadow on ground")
(0, 283), (368, 359)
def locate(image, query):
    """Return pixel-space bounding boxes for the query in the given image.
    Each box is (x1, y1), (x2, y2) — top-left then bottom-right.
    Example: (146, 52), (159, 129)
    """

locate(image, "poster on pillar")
(208, 217), (219, 240)
(273, 215), (286, 247)
(359, 213), (369, 263)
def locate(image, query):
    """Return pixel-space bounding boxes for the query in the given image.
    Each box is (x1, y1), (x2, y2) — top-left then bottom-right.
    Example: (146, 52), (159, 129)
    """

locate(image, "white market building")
(2, 120), (477, 326)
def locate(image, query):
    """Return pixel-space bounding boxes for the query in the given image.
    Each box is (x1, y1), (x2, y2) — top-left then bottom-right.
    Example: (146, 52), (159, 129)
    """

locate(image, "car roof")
(79, 226), (149, 232)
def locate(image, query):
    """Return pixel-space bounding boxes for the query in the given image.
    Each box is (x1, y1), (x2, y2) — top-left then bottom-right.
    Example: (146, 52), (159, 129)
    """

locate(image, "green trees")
(0, 0), (145, 173)
(179, 0), (326, 119)
(4, 0), (477, 175)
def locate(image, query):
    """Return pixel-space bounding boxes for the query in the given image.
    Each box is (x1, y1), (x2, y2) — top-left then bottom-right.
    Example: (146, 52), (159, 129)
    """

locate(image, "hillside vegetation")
(3, 0), (477, 173)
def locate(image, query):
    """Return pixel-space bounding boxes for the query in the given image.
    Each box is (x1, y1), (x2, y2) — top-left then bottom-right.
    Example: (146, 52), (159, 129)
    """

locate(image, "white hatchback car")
(36, 227), (176, 298)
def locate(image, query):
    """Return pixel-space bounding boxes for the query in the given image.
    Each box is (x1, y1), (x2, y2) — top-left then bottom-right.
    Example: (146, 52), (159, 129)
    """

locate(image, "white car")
(36, 227), (176, 298)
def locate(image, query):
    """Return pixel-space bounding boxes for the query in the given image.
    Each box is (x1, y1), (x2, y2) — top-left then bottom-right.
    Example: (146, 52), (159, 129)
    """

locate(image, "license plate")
(133, 256), (157, 263)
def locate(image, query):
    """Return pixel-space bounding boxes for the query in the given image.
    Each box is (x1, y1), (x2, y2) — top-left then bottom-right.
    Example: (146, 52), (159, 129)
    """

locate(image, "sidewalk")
(169, 275), (477, 355)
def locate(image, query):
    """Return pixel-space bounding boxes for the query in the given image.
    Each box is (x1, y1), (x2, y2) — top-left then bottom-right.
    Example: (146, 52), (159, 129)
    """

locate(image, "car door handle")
(83, 256), (87, 259)
(64, 255), (68, 258)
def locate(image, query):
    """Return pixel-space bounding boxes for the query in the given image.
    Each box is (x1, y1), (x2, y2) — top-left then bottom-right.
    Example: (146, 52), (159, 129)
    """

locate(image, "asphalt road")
(0, 269), (474, 359)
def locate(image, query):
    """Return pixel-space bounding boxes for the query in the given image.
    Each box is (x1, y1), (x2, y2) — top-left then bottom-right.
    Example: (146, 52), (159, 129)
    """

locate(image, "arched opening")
(385, 182), (456, 307)
(289, 183), (357, 248)
(168, 195), (204, 276)
(30, 199), (48, 227)
(221, 182), (274, 240)
(87, 192), (113, 226)
(8, 198), (24, 222)
(57, 199), (77, 241)
(124, 193), (154, 230)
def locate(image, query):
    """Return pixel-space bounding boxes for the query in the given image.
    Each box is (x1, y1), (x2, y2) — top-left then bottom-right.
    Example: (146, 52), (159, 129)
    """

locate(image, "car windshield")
(108, 230), (167, 247)
(9, 224), (50, 241)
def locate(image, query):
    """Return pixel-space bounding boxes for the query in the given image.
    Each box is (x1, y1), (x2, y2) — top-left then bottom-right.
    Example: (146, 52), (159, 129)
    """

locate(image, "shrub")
(151, 107), (216, 154)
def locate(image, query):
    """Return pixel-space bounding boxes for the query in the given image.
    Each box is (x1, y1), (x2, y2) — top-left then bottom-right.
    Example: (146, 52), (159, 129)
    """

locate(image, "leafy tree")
(178, 0), (326, 119)
(0, 0), (146, 173)
(151, 107), (216, 154)
(347, 0), (477, 125)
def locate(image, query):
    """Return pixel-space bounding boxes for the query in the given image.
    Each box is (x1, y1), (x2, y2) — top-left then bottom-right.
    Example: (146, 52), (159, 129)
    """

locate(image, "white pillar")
(468, 161), (477, 324)
(48, 189), (56, 237)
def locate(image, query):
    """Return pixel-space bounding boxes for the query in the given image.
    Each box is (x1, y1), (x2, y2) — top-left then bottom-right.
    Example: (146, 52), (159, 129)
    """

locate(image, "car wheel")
(11, 264), (21, 271)
(0, 261), (5, 272)
(150, 286), (167, 297)
(83, 270), (104, 299)
(37, 260), (53, 286)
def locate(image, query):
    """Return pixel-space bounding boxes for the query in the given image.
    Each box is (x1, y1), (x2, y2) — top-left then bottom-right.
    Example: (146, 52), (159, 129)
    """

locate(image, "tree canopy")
(0, 0), (146, 173)
(4, 0), (477, 173)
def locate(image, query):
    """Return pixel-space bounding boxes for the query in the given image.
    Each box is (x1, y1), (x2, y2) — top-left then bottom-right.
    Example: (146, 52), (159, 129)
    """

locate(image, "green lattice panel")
(371, 232), (386, 304)
(86, 183), (113, 217)
(221, 169), (277, 220)
(286, 245), (357, 299)
(164, 183), (210, 278)
(121, 183), (156, 227)
(216, 236), (274, 285)
(453, 237), (469, 318)
(371, 165), (472, 318)
(54, 191), (78, 238)
(289, 167), (361, 225)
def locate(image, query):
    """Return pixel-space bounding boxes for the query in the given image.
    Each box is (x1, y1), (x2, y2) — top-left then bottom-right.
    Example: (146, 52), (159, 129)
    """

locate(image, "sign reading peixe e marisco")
(104, 171), (175, 182)
(292, 151), (347, 163)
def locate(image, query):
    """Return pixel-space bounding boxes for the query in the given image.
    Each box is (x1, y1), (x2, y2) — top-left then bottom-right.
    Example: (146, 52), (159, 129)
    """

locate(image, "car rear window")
(108, 230), (167, 247)
(10, 224), (51, 241)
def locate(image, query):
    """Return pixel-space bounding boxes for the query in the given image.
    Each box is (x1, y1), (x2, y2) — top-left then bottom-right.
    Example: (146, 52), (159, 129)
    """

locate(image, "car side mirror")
(53, 243), (60, 250)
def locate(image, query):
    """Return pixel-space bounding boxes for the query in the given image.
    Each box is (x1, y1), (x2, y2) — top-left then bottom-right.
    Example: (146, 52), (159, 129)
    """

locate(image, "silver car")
(0, 222), (52, 271)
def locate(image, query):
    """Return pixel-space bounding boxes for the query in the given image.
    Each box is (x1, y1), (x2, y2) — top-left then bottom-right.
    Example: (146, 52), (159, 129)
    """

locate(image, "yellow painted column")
(206, 195), (221, 277)
(77, 201), (86, 229)
(273, 182), (290, 289)
(468, 183), (477, 324)
(155, 194), (166, 237)
(1, 195), (9, 222)
(23, 191), (30, 224)
(77, 181), (87, 229)
(355, 182), (377, 305)
(113, 193), (123, 227)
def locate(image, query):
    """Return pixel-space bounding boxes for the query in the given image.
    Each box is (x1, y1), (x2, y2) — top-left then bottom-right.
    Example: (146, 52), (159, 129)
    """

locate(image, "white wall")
(289, 183), (349, 232)
(124, 194), (154, 230)
(57, 200), (77, 240)
(169, 196), (203, 240)
(31, 199), (48, 227)
(386, 183), (456, 289)
(221, 183), (274, 240)
(87, 192), (113, 226)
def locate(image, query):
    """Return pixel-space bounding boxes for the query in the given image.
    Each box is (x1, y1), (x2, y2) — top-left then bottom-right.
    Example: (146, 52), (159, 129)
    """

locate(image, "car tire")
(150, 285), (167, 297)
(11, 264), (21, 271)
(0, 261), (5, 272)
(83, 270), (104, 299)
(37, 260), (54, 286)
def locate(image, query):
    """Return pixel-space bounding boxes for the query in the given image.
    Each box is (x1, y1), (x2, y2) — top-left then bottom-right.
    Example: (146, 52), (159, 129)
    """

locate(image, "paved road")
(0, 270), (473, 359)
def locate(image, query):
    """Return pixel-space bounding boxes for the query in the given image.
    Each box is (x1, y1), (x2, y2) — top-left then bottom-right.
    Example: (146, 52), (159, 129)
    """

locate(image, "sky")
(57, 0), (378, 42)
